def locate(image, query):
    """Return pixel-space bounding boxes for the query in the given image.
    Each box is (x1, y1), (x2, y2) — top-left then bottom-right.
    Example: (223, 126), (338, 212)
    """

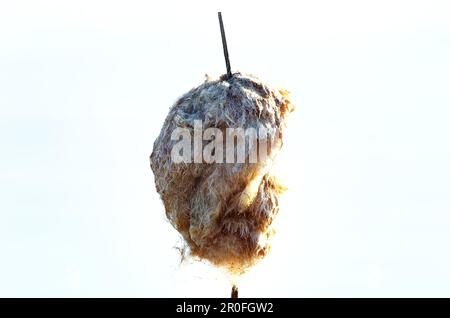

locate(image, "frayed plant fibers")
(150, 73), (295, 274)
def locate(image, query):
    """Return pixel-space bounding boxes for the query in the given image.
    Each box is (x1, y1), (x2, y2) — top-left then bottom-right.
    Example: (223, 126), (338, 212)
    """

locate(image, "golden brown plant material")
(150, 73), (295, 274)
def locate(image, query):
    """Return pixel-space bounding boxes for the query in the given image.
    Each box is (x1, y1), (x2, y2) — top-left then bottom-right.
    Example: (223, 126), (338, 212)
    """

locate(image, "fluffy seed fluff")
(150, 73), (295, 274)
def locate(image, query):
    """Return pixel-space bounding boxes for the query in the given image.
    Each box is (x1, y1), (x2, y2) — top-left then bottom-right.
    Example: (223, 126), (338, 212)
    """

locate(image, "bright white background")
(1, 0), (449, 297)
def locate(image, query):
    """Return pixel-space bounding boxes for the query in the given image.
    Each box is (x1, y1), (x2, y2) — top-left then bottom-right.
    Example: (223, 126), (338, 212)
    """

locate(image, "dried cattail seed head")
(150, 73), (294, 274)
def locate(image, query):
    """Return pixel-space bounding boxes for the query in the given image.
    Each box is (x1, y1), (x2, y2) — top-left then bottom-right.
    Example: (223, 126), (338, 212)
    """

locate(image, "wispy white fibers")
(150, 73), (294, 274)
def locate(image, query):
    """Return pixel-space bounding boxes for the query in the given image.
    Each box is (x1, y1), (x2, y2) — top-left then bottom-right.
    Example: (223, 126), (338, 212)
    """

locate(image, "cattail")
(150, 73), (294, 274)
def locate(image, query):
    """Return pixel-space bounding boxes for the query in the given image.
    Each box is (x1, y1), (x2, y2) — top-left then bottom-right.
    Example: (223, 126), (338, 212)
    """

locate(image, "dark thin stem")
(218, 12), (232, 79)
(231, 285), (238, 298)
